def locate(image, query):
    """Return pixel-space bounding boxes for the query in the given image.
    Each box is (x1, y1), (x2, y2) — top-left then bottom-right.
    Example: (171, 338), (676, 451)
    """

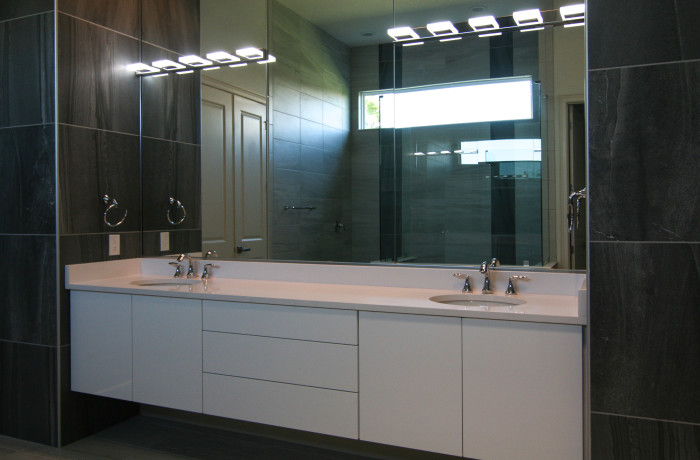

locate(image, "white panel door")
(132, 296), (202, 413)
(201, 84), (235, 257)
(70, 291), (132, 400)
(233, 95), (267, 259)
(462, 319), (583, 460)
(359, 312), (462, 456)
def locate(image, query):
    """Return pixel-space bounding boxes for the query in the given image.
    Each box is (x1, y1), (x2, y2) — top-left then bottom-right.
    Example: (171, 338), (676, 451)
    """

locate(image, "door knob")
(236, 246), (251, 254)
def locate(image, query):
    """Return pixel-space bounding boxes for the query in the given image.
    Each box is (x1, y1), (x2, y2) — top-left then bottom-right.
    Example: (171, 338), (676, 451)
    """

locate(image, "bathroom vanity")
(66, 258), (586, 459)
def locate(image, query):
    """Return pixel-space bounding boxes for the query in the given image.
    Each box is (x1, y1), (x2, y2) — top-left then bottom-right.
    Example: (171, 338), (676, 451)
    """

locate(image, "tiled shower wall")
(1, 0), (201, 446)
(587, 0), (700, 457)
(268, 0), (352, 261)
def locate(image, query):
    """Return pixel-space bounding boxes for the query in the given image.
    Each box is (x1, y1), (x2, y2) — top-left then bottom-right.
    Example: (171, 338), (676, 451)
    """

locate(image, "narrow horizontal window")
(359, 76), (534, 130)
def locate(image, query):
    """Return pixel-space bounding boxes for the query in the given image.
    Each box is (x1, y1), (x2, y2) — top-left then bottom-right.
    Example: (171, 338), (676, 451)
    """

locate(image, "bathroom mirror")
(145, 0), (586, 269)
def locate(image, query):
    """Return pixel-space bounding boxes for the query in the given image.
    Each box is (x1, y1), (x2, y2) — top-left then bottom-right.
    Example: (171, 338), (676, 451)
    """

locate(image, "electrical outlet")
(108, 234), (120, 256)
(160, 232), (170, 252)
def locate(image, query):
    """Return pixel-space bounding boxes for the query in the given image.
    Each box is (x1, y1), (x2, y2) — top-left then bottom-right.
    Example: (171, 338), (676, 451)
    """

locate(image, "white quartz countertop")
(66, 259), (587, 325)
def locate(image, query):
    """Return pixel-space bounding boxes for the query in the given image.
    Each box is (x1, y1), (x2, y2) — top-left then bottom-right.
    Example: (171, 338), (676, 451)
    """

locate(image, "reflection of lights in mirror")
(127, 48), (274, 76)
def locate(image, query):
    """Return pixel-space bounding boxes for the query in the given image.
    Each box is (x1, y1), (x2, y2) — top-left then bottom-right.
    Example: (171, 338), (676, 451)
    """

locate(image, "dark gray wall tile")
(142, 229), (201, 257)
(142, 138), (201, 231)
(142, 0), (200, 55)
(57, 13), (139, 134)
(0, 341), (57, 445)
(590, 242), (700, 423)
(59, 345), (138, 446)
(592, 413), (700, 460)
(0, 236), (56, 345)
(58, 125), (140, 234)
(58, 0), (140, 38)
(588, 62), (700, 242)
(0, 0), (53, 21)
(141, 45), (201, 144)
(587, 0), (697, 69)
(0, 125), (55, 234)
(0, 13), (54, 127)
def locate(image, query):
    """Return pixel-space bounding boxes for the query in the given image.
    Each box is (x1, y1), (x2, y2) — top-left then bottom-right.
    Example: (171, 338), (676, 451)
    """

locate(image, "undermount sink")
(131, 278), (202, 286)
(429, 294), (525, 309)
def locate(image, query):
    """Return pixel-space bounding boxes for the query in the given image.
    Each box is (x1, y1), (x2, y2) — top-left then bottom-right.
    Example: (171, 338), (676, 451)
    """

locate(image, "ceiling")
(277, 0), (554, 46)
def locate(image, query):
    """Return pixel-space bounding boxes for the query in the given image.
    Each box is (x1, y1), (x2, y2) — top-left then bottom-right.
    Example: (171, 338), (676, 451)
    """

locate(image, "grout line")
(57, 11), (139, 41)
(0, 122), (55, 131)
(591, 411), (700, 427)
(590, 240), (700, 245)
(58, 123), (140, 138)
(589, 58), (700, 72)
(0, 338), (59, 348)
(0, 10), (52, 24)
(140, 135), (202, 148)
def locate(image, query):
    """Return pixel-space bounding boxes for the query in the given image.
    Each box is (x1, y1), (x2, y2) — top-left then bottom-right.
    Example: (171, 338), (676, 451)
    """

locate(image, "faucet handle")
(204, 250), (218, 259)
(453, 273), (472, 293)
(505, 275), (529, 295)
(168, 261), (183, 278)
(202, 263), (219, 280)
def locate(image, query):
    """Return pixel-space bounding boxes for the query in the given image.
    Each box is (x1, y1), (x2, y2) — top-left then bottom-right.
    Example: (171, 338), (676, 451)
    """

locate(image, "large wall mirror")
(146, 0), (586, 269)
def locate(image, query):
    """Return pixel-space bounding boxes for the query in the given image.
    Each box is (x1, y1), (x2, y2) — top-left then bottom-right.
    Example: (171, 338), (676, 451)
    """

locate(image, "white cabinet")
(462, 319), (583, 460)
(132, 296), (202, 413)
(70, 291), (132, 400)
(358, 312), (462, 456)
(202, 301), (358, 438)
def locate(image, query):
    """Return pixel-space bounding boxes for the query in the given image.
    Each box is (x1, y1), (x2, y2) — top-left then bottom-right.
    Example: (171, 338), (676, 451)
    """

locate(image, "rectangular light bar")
(152, 59), (186, 71)
(235, 47), (265, 60)
(126, 63), (159, 74)
(206, 51), (241, 64)
(513, 9), (543, 26)
(387, 26), (420, 41)
(229, 63), (248, 68)
(468, 15), (499, 32)
(427, 21), (458, 36)
(560, 4), (585, 21)
(258, 54), (277, 64)
(178, 55), (213, 67)
(402, 41), (424, 47)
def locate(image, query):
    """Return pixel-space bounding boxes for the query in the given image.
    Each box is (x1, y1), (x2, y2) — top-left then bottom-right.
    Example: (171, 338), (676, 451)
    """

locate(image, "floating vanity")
(66, 258), (586, 459)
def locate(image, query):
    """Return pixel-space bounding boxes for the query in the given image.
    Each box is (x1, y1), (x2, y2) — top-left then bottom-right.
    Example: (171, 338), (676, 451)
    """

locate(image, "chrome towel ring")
(102, 195), (127, 228)
(167, 197), (187, 225)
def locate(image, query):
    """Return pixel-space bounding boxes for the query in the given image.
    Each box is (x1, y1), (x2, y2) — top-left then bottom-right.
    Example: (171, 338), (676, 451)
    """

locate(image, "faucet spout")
(479, 258), (500, 294)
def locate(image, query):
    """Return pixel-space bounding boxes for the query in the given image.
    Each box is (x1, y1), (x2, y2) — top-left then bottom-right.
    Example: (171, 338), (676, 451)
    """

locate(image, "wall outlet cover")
(109, 234), (120, 256)
(160, 232), (170, 252)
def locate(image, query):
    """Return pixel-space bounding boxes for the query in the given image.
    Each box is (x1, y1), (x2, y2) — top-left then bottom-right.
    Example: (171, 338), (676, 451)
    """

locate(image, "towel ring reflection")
(102, 195), (127, 228)
(167, 197), (187, 225)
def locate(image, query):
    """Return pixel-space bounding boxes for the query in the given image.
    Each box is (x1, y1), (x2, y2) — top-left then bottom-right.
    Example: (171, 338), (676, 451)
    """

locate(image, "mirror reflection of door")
(201, 82), (268, 259)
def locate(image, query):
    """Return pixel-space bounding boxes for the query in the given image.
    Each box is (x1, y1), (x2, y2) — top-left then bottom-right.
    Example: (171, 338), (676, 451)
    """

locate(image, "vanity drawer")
(203, 332), (357, 391)
(203, 373), (358, 439)
(203, 300), (357, 344)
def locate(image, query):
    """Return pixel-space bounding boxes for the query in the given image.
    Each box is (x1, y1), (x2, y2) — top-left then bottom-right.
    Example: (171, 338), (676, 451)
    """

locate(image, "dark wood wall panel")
(58, 0), (141, 38)
(57, 13), (140, 134)
(0, 13), (54, 128)
(142, 0), (200, 54)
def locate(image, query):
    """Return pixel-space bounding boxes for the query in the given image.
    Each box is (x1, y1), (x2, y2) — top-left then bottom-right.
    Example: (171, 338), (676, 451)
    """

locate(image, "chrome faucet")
(505, 275), (529, 295)
(479, 258), (500, 294)
(202, 263), (216, 280)
(453, 273), (472, 293)
(185, 253), (197, 278)
(169, 253), (186, 277)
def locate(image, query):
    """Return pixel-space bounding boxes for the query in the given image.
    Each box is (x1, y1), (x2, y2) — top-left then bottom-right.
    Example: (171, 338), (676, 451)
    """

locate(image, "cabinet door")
(462, 319), (583, 460)
(359, 312), (462, 456)
(71, 291), (132, 400)
(132, 296), (202, 412)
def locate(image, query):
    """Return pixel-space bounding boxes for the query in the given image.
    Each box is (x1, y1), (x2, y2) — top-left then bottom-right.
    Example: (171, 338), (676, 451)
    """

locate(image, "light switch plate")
(108, 234), (120, 256)
(160, 232), (170, 252)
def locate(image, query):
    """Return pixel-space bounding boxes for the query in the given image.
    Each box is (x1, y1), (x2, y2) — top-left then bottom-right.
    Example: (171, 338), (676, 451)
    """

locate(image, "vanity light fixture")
(560, 4), (585, 21)
(414, 152), (426, 156)
(176, 69), (194, 74)
(202, 66), (221, 71)
(206, 51), (240, 64)
(426, 21), (458, 36)
(513, 9), (543, 26)
(427, 151), (438, 155)
(440, 150), (451, 154)
(152, 59), (186, 71)
(388, 26), (420, 41)
(178, 55), (213, 67)
(402, 41), (424, 46)
(235, 47), (265, 60)
(440, 37), (462, 42)
(229, 63), (248, 68)
(468, 15), (501, 37)
(258, 54), (277, 64)
(125, 63), (159, 74)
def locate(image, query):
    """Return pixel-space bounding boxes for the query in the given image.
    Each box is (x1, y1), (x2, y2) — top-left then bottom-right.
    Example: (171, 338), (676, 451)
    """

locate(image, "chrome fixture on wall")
(102, 195), (127, 228)
(568, 187), (587, 232)
(127, 48), (276, 76)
